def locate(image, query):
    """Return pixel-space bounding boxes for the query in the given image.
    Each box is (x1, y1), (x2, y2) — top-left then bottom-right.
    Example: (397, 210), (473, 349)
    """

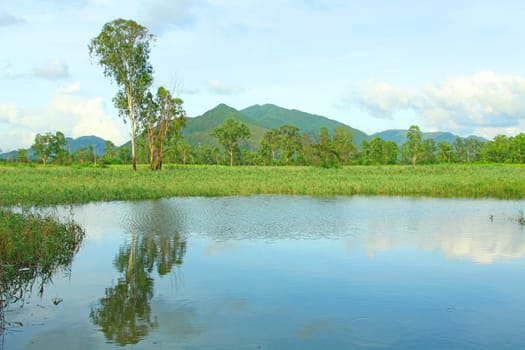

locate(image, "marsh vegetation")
(0, 208), (84, 338)
(1, 164), (524, 207)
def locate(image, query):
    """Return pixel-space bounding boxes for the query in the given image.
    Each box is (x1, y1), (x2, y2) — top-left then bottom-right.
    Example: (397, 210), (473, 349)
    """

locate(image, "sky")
(2, 0), (525, 151)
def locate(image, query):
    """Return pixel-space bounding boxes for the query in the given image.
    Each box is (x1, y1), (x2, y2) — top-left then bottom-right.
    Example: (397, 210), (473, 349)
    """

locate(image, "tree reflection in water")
(90, 201), (187, 346)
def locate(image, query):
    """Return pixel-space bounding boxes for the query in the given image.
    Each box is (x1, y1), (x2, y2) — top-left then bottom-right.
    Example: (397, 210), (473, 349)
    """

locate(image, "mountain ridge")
(1, 103), (488, 158)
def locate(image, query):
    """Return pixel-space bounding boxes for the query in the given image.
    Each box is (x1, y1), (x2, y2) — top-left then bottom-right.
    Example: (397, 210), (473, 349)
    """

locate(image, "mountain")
(183, 103), (268, 149)
(371, 129), (488, 146)
(0, 135), (107, 160)
(241, 104), (369, 145)
(65, 135), (107, 155)
(182, 103), (369, 149)
(1, 103), (492, 160)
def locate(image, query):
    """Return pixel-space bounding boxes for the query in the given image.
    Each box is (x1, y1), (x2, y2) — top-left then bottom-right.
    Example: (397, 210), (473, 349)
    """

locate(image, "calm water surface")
(3, 196), (525, 349)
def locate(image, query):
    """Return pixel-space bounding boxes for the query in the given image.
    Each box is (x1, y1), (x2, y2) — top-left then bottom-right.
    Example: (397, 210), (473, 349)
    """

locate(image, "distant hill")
(65, 135), (106, 155)
(1, 103), (492, 160)
(371, 129), (488, 146)
(183, 104), (268, 149)
(182, 103), (369, 149)
(241, 104), (369, 146)
(0, 135), (107, 160)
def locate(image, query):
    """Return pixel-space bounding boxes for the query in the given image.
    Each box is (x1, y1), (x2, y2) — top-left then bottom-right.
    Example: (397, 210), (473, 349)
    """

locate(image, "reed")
(0, 207), (85, 335)
(1, 164), (524, 206)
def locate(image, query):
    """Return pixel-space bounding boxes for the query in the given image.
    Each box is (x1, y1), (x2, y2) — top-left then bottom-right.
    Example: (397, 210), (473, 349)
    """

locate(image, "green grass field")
(1, 164), (524, 206)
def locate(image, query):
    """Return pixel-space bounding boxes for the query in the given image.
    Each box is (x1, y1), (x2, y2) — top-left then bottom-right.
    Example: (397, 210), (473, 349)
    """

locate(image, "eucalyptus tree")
(332, 126), (355, 165)
(404, 125), (422, 166)
(259, 128), (281, 165)
(89, 19), (155, 171)
(140, 87), (187, 170)
(211, 118), (251, 166)
(278, 125), (300, 164)
(314, 126), (339, 168)
(155, 88), (186, 169)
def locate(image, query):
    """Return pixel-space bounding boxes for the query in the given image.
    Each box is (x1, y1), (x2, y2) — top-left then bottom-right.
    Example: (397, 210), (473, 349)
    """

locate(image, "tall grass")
(0, 208), (85, 334)
(1, 163), (524, 206)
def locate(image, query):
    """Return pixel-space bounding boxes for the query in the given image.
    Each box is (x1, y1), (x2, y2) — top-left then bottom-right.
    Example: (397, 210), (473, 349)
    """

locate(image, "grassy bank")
(1, 164), (524, 206)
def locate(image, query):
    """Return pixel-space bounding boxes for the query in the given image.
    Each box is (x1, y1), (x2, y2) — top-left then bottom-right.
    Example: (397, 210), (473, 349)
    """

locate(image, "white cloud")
(353, 71), (525, 136)
(48, 93), (127, 143)
(422, 71), (525, 126)
(33, 60), (70, 80)
(0, 86), (127, 151)
(357, 82), (411, 119)
(0, 102), (18, 124)
(57, 81), (81, 94)
(207, 79), (244, 95)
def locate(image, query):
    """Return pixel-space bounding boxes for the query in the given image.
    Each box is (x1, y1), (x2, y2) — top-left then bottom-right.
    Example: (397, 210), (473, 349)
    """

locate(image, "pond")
(3, 196), (525, 349)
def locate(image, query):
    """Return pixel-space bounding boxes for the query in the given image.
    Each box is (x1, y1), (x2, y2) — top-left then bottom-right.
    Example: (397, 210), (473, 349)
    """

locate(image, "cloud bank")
(0, 83), (126, 151)
(354, 71), (525, 136)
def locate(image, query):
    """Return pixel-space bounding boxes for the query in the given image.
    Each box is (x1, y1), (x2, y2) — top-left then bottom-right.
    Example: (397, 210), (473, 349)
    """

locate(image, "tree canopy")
(89, 19), (155, 171)
(211, 118), (251, 166)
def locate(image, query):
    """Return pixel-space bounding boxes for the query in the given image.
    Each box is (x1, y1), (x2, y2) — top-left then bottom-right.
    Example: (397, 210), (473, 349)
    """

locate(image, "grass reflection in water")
(0, 208), (85, 340)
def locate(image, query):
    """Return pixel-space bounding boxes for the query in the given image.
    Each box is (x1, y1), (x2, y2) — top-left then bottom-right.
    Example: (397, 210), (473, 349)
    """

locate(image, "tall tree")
(313, 127), (339, 168)
(16, 148), (28, 163)
(102, 140), (117, 163)
(259, 128), (281, 165)
(30, 131), (67, 165)
(211, 118), (251, 166)
(437, 141), (453, 163)
(419, 138), (437, 164)
(51, 131), (68, 164)
(278, 125), (300, 165)
(140, 87), (186, 170)
(332, 126), (355, 165)
(155, 88), (186, 170)
(89, 19), (155, 171)
(404, 125), (422, 166)
(31, 133), (53, 165)
(510, 133), (525, 163)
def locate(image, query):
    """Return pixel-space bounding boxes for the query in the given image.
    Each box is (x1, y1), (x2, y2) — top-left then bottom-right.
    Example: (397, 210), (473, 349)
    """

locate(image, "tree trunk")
(127, 85), (137, 171)
(412, 152), (417, 166)
(228, 148), (234, 167)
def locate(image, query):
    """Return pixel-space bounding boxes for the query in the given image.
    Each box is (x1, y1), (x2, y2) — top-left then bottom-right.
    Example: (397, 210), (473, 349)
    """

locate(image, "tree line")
(10, 121), (525, 167)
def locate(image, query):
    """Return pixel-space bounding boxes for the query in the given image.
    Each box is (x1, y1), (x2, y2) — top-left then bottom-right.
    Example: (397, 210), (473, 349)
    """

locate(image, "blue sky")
(2, 0), (525, 151)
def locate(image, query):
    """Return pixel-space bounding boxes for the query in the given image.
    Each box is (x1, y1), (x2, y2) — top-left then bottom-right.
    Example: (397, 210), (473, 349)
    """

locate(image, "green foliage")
(140, 86), (187, 170)
(480, 133), (525, 163)
(0, 208), (85, 314)
(16, 148), (28, 163)
(403, 125), (422, 166)
(333, 126), (356, 165)
(89, 18), (155, 170)
(211, 118), (251, 166)
(30, 131), (68, 165)
(362, 137), (398, 165)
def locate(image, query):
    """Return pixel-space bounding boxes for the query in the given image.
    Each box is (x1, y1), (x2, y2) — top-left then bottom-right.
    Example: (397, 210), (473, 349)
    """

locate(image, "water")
(3, 196), (525, 349)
